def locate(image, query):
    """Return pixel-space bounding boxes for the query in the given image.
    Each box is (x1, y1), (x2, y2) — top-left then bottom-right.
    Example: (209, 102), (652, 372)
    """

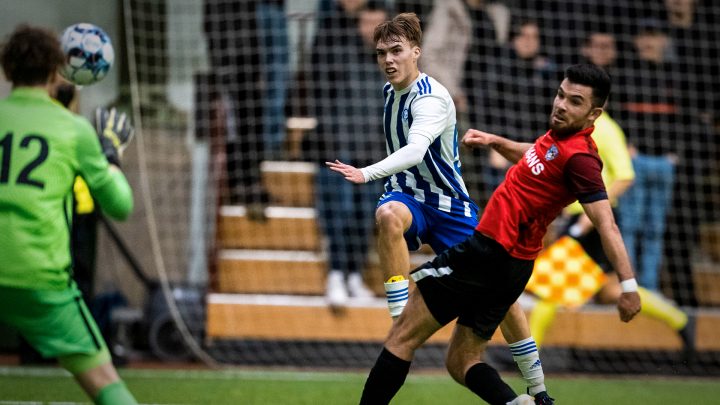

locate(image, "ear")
(413, 45), (421, 61)
(588, 106), (603, 122)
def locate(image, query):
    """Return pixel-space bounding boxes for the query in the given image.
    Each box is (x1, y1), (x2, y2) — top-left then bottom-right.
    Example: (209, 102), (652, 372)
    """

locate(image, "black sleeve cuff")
(577, 190), (608, 204)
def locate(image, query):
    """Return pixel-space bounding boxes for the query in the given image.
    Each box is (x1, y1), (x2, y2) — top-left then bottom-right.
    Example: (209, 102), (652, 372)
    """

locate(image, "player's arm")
(326, 134), (431, 184)
(462, 129), (533, 163)
(326, 95), (443, 183)
(569, 154), (640, 322)
(569, 178), (634, 237)
(76, 114), (134, 220)
(582, 199), (640, 322)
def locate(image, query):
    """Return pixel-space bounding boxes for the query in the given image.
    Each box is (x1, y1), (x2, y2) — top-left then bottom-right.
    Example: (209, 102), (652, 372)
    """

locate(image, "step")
(261, 161), (315, 207)
(217, 206), (320, 250)
(216, 250), (326, 294)
(693, 261), (720, 306)
(215, 249), (434, 295)
(205, 294), (720, 351)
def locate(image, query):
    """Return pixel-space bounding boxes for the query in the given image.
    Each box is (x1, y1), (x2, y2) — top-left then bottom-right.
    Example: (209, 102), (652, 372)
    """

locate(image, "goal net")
(123, 0), (720, 374)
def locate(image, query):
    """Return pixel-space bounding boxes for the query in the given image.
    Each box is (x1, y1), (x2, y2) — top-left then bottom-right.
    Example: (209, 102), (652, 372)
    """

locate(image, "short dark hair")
(564, 63), (611, 108)
(1, 24), (65, 86)
(373, 12), (422, 47)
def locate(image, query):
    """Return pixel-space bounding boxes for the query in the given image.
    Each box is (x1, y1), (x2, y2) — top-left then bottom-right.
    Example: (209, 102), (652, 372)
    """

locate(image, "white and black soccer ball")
(59, 23), (114, 86)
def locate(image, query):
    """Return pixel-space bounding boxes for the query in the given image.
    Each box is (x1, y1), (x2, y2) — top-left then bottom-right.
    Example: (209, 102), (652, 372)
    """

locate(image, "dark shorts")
(410, 232), (534, 340)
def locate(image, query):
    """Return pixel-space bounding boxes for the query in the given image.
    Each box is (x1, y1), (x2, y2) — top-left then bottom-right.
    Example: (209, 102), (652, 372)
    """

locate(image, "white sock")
(509, 336), (546, 396)
(383, 277), (409, 318)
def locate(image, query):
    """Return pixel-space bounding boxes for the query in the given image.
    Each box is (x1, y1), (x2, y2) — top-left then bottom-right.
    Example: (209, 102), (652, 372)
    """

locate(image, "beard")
(549, 118), (584, 137)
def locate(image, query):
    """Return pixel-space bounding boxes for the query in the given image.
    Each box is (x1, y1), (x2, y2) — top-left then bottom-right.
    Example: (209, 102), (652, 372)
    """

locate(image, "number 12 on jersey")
(0, 132), (49, 189)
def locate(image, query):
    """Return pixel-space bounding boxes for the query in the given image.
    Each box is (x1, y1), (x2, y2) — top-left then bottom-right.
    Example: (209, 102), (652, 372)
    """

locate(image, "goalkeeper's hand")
(94, 107), (135, 167)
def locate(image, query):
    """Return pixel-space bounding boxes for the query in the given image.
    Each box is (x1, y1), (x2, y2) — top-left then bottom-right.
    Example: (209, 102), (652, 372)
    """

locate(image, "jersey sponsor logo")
(545, 144), (559, 161)
(524, 147), (545, 175)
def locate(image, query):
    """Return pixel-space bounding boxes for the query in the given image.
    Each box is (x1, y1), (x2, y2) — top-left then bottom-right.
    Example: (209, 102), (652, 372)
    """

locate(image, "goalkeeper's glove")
(94, 107), (135, 167)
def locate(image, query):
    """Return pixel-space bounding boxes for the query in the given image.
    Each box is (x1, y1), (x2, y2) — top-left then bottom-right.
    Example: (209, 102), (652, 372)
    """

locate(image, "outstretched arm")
(326, 135), (431, 184)
(581, 199), (641, 322)
(462, 129), (533, 164)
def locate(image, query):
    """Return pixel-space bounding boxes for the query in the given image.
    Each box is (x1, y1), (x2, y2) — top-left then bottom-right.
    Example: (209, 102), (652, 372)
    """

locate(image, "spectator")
(394, 0), (434, 28)
(422, 0), (503, 117)
(615, 18), (680, 292)
(202, 0), (270, 217)
(257, 0), (290, 159)
(308, 0), (388, 306)
(474, 19), (560, 198)
(580, 31), (619, 74)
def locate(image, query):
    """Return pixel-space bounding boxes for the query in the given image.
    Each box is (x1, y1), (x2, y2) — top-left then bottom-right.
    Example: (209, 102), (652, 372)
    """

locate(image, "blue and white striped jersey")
(380, 73), (477, 217)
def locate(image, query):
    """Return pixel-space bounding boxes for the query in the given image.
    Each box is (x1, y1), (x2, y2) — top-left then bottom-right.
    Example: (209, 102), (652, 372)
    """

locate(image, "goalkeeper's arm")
(94, 107), (135, 167)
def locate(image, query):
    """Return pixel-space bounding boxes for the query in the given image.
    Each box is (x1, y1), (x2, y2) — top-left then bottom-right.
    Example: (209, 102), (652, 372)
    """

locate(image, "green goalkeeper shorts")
(0, 283), (108, 359)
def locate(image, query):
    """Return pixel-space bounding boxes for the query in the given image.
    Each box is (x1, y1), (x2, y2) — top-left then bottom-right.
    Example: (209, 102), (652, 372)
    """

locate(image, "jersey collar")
(10, 86), (52, 102)
(393, 72), (424, 95)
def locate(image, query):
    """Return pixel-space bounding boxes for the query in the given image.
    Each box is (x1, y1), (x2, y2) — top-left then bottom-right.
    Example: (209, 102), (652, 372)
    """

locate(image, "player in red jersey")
(359, 64), (641, 405)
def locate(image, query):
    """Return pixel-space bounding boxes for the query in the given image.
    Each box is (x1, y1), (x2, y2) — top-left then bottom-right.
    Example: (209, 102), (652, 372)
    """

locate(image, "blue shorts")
(378, 191), (478, 253)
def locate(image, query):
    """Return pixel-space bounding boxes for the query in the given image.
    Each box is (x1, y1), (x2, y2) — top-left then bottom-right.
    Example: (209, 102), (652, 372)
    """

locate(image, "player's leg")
(360, 287), (442, 404)
(500, 302), (550, 401)
(445, 323), (520, 404)
(375, 196), (417, 317)
(375, 200), (414, 280)
(59, 352), (137, 405)
(0, 285), (137, 404)
(427, 212), (551, 403)
(528, 300), (559, 347)
(600, 275), (692, 354)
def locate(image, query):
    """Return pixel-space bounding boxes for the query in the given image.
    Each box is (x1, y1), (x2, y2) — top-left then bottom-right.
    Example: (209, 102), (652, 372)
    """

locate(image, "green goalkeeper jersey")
(0, 87), (133, 291)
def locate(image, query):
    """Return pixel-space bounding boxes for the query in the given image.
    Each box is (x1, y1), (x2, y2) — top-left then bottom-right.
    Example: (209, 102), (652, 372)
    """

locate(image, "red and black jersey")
(476, 126), (607, 260)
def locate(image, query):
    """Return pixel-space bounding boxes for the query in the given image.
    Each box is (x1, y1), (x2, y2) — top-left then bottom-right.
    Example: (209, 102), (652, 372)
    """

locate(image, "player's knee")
(376, 204), (407, 236)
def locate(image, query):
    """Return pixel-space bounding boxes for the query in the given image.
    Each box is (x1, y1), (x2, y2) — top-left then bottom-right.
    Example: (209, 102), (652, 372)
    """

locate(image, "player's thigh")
(0, 285), (106, 359)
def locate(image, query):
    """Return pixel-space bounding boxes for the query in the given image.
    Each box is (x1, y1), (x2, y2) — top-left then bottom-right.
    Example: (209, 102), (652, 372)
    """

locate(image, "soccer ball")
(59, 23), (114, 86)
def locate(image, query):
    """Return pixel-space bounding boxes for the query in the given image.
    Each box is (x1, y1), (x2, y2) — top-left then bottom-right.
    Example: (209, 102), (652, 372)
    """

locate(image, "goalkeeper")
(0, 25), (137, 405)
(529, 110), (694, 357)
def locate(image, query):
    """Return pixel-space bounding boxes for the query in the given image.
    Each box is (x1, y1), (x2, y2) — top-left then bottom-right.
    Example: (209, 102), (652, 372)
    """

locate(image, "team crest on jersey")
(545, 144), (559, 161)
(402, 108), (409, 121)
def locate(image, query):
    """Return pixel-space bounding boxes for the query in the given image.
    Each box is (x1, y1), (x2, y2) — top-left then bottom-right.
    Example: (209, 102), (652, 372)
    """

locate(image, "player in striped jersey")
(327, 13), (549, 405)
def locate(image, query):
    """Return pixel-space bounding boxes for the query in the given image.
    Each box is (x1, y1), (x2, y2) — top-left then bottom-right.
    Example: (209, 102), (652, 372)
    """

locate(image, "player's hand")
(94, 107), (135, 167)
(462, 129), (496, 149)
(617, 291), (641, 322)
(325, 160), (366, 184)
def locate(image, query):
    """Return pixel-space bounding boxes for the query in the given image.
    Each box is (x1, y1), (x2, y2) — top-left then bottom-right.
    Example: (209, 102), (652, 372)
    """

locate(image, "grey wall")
(0, 0), (121, 117)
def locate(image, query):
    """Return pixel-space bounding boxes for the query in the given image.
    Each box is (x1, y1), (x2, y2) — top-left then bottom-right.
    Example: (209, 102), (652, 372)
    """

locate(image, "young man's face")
(549, 79), (602, 135)
(375, 37), (420, 90)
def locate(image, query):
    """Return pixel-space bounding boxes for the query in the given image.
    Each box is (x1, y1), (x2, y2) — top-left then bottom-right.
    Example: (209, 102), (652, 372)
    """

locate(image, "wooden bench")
(206, 295), (720, 351)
